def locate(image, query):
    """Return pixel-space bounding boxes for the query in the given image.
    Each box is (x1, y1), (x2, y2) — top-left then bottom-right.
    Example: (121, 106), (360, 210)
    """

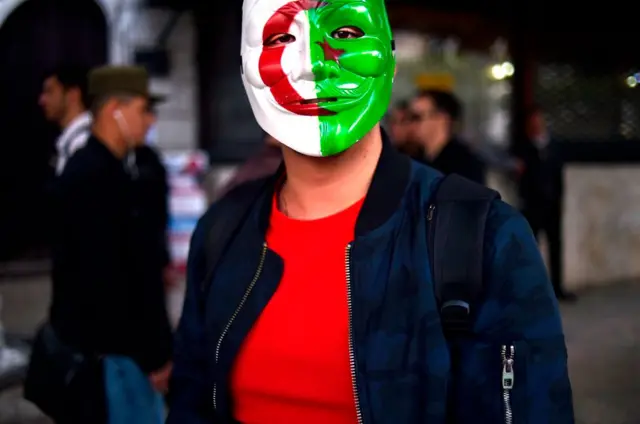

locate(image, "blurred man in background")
(39, 65), (92, 175)
(388, 101), (409, 145)
(388, 100), (423, 160)
(513, 106), (575, 301)
(27, 66), (173, 423)
(408, 89), (486, 184)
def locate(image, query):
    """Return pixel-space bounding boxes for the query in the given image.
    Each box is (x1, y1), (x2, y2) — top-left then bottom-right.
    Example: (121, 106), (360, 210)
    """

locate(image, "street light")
(490, 61), (514, 80)
(626, 75), (637, 88)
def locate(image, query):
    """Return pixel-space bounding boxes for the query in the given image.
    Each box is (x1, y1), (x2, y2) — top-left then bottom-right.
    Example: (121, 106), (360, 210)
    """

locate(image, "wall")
(0, 0), (198, 152)
(489, 165), (640, 290)
(125, 7), (197, 151)
(564, 165), (640, 289)
(101, 0), (198, 152)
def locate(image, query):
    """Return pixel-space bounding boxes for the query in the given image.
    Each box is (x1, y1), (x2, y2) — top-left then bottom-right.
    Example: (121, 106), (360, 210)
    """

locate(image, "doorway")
(0, 0), (108, 261)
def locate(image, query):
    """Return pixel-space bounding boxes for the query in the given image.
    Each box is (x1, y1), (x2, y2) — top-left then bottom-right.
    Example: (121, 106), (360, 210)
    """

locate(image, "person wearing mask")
(39, 65), (92, 175)
(28, 66), (173, 423)
(167, 0), (573, 423)
(408, 89), (486, 184)
(513, 106), (575, 301)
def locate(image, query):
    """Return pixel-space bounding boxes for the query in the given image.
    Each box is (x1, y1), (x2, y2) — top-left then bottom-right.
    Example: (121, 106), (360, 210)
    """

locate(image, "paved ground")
(563, 282), (640, 424)
(0, 275), (638, 423)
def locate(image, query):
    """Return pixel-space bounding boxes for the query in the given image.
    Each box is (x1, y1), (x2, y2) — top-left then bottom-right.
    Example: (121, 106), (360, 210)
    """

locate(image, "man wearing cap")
(45, 66), (173, 422)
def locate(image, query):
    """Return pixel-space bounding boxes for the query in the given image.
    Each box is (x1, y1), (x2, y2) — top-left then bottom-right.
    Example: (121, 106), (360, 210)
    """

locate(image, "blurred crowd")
(385, 91), (573, 300)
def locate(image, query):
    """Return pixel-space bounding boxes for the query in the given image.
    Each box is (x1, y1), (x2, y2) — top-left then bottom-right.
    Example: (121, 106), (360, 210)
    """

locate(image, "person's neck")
(60, 106), (86, 129)
(424, 130), (450, 160)
(279, 126), (383, 220)
(92, 123), (128, 159)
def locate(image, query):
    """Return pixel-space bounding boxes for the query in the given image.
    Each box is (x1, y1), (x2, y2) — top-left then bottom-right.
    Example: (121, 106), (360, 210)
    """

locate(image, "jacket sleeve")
(156, 149), (172, 268)
(167, 210), (216, 423)
(135, 264), (173, 373)
(454, 201), (574, 423)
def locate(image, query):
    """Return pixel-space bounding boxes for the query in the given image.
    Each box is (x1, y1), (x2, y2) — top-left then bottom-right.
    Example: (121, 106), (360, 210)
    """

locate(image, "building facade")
(0, 0), (197, 152)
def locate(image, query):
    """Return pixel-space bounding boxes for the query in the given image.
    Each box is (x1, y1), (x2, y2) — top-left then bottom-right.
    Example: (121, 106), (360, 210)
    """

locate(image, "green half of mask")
(307, 0), (394, 155)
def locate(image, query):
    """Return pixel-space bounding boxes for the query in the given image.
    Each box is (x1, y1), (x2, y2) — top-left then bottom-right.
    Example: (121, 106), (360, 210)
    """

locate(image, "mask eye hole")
(330, 26), (364, 39)
(264, 33), (296, 48)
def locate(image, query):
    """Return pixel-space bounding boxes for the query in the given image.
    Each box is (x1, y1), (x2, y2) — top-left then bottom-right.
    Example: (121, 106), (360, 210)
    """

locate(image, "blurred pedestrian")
(37, 65), (93, 252)
(408, 89), (486, 184)
(513, 105), (575, 301)
(388, 100), (423, 160)
(388, 101), (409, 145)
(25, 66), (172, 424)
(39, 65), (92, 175)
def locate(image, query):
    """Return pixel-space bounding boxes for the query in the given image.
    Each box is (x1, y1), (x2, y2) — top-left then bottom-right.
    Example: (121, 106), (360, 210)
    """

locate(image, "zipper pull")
(427, 204), (435, 220)
(501, 345), (515, 390)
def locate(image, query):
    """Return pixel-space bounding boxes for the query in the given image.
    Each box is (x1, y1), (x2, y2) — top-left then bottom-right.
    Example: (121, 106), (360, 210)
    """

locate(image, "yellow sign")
(414, 73), (455, 92)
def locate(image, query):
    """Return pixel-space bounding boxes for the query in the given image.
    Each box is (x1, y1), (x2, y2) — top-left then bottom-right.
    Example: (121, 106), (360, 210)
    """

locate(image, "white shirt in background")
(55, 112), (92, 175)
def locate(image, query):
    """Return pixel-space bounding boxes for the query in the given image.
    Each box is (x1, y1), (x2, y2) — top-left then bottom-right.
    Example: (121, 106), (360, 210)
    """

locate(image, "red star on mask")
(316, 38), (345, 63)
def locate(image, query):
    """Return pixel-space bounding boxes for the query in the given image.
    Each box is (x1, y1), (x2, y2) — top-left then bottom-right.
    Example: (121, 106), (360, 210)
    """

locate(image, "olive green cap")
(88, 65), (165, 103)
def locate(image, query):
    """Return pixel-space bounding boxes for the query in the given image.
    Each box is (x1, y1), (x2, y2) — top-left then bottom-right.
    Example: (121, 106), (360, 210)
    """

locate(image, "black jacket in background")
(133, 145), (171, 270)
(50, 136), (172, 375)
(420, 137), (486, 185)
(513, 138), (563, 208)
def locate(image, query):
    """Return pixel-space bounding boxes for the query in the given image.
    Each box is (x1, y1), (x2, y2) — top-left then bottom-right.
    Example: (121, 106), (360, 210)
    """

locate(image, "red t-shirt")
(231, 194), (363, 424)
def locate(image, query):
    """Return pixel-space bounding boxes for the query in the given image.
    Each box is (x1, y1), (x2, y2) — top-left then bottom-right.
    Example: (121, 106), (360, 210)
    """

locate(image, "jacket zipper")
(346, 243), (364, 424)
(432, 203), (517, 423)
(212, 242), (268, 411)
(501, 344), (515, 424)
(426, 204), (436, 266)
(427, 204), (436, 221)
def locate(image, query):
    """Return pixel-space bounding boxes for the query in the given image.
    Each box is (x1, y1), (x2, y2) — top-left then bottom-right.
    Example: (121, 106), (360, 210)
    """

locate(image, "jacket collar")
(255, 128), (412, 237)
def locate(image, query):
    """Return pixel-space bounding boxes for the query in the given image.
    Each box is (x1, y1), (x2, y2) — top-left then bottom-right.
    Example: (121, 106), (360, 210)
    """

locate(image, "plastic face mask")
(241, 0), (395, 157)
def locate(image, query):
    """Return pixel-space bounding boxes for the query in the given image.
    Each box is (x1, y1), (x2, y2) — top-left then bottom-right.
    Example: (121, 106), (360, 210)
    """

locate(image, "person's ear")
(101, 98), (118, 119)
(66, 87), (81, 105)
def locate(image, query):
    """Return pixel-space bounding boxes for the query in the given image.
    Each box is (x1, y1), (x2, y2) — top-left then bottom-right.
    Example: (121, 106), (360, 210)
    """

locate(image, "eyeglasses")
(407, 111), (438, 123)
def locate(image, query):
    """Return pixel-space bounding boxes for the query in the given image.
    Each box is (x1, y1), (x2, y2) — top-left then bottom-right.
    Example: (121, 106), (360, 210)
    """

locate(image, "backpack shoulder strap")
(428, 174), (500, 338)
(198, 176), (272, 304)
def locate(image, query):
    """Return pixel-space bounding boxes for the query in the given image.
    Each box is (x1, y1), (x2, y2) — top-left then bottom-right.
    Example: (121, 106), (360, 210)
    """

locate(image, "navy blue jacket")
(167, 136), (573, 423)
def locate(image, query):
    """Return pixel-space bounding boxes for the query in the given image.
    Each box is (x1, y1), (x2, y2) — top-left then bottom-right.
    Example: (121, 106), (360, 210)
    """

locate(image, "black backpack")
(200, 173), (499, 339)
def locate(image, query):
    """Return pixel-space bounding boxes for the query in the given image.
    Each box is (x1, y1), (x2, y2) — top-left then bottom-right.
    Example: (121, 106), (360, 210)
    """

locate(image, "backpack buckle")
(440, 300), (471, 336)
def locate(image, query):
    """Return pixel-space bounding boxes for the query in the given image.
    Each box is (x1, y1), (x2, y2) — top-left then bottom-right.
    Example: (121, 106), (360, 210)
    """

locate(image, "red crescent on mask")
(257, 0), (334, 116)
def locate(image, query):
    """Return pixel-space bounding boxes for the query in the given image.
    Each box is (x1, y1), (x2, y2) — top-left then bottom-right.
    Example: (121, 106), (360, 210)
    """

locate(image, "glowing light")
(490, 62), (514, 80)
(501, 61), (514, 76)
(626, 76), (637, 88)
(491, 64), (506, 80)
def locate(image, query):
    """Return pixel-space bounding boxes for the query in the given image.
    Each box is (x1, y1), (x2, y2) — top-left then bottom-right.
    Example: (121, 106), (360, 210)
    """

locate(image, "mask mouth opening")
(297, 97), (337, 105)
